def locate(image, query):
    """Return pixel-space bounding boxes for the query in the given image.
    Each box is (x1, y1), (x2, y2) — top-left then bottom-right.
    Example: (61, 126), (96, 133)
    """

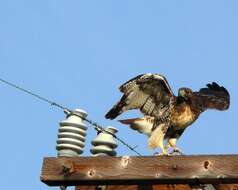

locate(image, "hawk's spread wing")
(105, 73), (175, 120)
(192, 82), (230, 112)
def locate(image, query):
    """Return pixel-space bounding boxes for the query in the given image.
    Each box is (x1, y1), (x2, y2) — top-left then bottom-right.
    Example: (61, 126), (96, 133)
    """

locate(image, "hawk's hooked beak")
(178, 88), (192, 99)
(178, 88), (186, 97)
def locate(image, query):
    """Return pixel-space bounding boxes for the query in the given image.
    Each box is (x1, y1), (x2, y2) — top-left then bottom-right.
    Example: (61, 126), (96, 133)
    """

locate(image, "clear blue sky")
(0, 1), (237, 189)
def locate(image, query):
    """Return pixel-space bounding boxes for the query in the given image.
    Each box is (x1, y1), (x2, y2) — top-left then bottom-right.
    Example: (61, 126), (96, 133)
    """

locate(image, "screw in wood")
(121, 155), (130, 168)
(203, 160), (210, 169)
(88, 169), (96, 177)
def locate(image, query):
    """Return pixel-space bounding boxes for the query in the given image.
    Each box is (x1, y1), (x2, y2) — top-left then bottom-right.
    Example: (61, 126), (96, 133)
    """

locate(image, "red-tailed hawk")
(105, 73), (230, 155)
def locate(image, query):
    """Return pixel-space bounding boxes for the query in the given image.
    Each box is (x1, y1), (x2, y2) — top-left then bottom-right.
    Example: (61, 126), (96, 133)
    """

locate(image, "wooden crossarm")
(41, 155), (238, 186)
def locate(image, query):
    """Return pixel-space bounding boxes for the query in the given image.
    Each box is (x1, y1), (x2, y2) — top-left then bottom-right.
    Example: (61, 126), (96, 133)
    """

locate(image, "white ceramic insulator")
(56, 108), (87, 157)
(90, 126), (118, 156)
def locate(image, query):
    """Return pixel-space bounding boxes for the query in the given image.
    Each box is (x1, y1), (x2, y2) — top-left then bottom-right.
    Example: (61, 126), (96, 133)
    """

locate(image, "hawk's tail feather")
(118, 117), (153, 136)
(118, 118), (140, 125)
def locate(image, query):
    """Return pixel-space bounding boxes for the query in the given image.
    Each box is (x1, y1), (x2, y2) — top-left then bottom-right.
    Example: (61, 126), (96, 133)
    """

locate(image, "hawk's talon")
(169, 147), (184, 155)
(154, 152), (169, 156)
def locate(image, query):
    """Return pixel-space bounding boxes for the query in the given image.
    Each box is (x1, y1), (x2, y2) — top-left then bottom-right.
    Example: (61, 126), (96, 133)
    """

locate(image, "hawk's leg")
(148, 124), (169, 156)
(152, 139), (168, 156)
(165, 138), (183, 155)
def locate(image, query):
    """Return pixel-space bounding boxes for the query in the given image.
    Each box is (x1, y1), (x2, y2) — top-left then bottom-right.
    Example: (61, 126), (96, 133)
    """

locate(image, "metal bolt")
(217, 174), (226, 179)
(60, 161), (74, 177)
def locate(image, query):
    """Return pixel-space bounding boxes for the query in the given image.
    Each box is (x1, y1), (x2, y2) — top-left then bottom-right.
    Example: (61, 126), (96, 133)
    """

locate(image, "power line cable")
(0, 77), (142, 156)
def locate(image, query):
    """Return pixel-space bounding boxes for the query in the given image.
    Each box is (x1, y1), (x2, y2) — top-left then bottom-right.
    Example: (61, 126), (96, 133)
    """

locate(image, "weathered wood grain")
(41, 155), (238, 186)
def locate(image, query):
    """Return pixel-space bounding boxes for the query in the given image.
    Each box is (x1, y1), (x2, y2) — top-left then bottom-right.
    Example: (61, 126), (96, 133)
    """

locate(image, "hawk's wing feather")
(119, 73), (173, 95)
(105, 73), (174, 120)
(192, 82), (230, 112)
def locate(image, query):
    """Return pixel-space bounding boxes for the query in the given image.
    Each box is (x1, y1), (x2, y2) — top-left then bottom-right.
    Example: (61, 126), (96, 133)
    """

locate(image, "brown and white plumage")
(105, 73), (230, 154)
(105, 73), (174, 153)
(105, 74), (174, 120)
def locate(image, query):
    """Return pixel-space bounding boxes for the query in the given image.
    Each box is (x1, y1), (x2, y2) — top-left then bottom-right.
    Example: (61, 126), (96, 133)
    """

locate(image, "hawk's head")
(178, 88), (193, 99)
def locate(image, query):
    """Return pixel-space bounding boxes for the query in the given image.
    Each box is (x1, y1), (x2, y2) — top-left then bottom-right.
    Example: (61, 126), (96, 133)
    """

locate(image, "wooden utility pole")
(41, 155), (238, 189)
